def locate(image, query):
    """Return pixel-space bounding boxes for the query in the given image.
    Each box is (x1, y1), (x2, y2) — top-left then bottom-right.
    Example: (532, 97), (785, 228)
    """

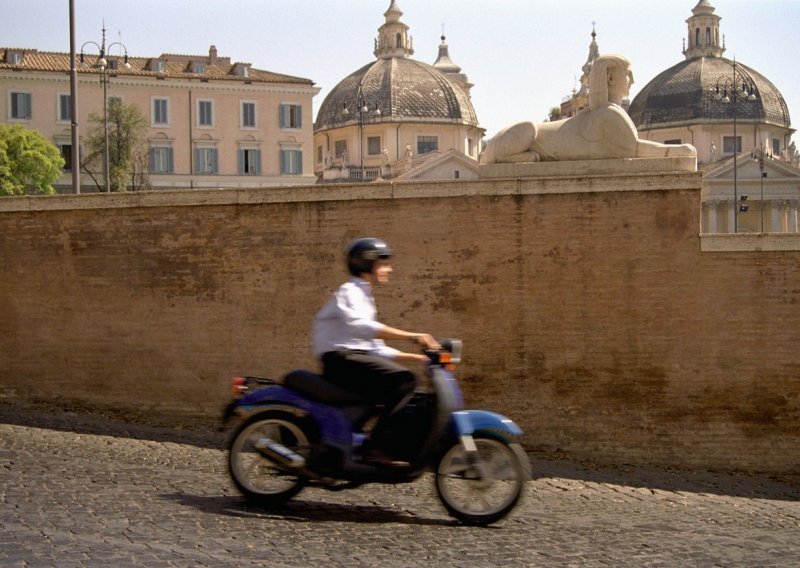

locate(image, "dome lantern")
(374, 0), (413, 59)
(683, 0), (725, 59)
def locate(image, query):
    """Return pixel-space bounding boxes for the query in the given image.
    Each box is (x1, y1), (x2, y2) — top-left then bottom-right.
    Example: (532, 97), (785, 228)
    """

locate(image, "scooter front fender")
(451, 409), (523, 438)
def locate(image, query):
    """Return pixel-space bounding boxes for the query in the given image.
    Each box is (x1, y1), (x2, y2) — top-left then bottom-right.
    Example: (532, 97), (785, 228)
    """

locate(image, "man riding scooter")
(312, 238), (440, 467)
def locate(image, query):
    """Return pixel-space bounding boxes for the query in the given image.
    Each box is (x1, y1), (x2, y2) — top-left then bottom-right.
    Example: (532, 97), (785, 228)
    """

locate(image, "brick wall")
(1, 173), (799, 473)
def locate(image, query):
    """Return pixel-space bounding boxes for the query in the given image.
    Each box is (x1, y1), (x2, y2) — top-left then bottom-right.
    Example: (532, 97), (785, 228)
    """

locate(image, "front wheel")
(435, 434), (530, 525)
(228, 411), (313, 508)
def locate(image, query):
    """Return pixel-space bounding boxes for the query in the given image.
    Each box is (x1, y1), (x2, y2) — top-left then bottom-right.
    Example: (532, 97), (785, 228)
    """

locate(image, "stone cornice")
(0, 69), (319, 96)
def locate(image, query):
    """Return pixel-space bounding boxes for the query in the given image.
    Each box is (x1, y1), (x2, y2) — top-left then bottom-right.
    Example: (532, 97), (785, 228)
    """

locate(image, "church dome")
(314, 1), (477, 133)
(629, 1), (790, 131)
(314, 57), (478, 132)
(628, 56), (791, 130)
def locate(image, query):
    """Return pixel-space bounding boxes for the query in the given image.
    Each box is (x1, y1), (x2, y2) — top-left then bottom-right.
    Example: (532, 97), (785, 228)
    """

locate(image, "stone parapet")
(0, 170), (701, 213)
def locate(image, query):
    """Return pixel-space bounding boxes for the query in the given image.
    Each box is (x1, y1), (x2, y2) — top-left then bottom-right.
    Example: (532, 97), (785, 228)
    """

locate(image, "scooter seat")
(283, 369), (368, 406)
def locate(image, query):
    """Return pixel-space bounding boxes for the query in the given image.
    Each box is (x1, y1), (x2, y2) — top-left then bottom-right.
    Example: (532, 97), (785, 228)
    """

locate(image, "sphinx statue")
(480, 54), (696, 164)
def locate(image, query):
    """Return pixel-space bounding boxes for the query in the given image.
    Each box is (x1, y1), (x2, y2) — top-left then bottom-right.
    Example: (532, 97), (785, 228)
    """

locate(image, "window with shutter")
(198, 100), (213, 127)
(238, 148), (261, 175)
(59, 94), (71, 122)
(150, 146), (174, 173)
(195, 147), (218, 174)
(10, 92), (32, 120)
(153, 98), (169, 125)
(59, 143), (72, 171)
(280, 104), (302, 129)
(241, 102), (256, 128)
(280, 149), (302, 175)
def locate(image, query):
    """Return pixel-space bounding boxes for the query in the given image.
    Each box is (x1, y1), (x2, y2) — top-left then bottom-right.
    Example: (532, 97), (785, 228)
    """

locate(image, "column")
(727, 200), (736, 233)
(706, 200), (719, 233)
(770, 200), (782, 233)
(790, 201), (799, 233)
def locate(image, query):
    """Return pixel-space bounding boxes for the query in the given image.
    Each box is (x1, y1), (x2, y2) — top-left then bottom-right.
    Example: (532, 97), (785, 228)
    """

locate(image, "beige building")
(1, 42), (319, 192)
(313, 1), (483, 183)
(627, 0), (798, 233)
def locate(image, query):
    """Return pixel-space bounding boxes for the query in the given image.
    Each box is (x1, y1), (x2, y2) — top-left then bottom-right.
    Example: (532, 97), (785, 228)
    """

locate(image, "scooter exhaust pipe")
(254, 437), (306, 468)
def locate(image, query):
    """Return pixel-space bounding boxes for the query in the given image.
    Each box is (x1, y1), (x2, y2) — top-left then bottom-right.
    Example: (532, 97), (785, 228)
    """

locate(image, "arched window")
(695, 28), (700, 47)
(396, 32), (402, 48)
(706, 27), (711, 45)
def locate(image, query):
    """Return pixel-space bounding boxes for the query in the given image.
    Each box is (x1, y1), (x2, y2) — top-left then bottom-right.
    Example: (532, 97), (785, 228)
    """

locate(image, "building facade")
(313, 1), (483, 183)
(1, 43), (319, 192)
(627, 0), (798, 233)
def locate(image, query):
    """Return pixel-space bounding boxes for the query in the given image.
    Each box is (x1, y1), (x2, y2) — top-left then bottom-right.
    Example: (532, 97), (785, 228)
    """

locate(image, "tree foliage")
(84, 97), (150, 191)
(0, 124), (64, 196)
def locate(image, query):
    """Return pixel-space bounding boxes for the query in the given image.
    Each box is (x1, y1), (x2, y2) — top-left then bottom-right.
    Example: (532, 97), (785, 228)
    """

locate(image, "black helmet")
(346, 237), (393, 276)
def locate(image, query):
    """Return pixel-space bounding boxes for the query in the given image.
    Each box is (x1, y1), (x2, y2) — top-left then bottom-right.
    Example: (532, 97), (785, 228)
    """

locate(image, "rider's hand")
(413, 334), (441, 351)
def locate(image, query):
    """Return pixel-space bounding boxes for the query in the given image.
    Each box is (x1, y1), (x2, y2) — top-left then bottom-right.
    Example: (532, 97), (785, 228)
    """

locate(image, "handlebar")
(425, 338), (463, 365)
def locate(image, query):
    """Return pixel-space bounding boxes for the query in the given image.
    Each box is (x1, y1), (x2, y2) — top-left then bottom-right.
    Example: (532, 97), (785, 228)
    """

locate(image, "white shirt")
(312, 278), (401, 360)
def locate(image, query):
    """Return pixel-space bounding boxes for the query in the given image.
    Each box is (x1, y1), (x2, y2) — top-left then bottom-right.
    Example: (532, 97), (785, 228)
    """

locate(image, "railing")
(348, 167), (383, 182)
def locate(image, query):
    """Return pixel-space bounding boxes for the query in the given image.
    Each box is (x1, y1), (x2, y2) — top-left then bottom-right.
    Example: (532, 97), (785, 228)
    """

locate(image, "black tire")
(435, 433), (531, 525)
(228, 411), (314, 508)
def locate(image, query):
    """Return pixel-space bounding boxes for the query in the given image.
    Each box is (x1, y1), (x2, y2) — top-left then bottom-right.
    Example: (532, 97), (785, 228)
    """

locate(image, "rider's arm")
(390, 351), (431, 363)
(376, 325), (440, 351)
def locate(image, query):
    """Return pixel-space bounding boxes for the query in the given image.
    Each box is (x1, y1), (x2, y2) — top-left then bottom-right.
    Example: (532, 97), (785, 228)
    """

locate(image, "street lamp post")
(68, 0), (80, 194)
(714, 57), (757, 233)
(80, 26), (130, 193)
(342, 90), (380, 182)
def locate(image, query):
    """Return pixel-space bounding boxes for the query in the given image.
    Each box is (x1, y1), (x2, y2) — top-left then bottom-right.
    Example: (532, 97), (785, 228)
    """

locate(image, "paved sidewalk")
(1, 403), (799, 567)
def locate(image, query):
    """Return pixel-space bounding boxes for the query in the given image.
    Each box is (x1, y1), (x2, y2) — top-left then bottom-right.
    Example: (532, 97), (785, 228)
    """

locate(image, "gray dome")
(629, 56), (791, 130)
(314, 57), (478, 132)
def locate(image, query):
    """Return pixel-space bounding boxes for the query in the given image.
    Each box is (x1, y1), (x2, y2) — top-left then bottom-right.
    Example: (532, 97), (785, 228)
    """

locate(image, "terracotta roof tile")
(0, 48), (313, 86)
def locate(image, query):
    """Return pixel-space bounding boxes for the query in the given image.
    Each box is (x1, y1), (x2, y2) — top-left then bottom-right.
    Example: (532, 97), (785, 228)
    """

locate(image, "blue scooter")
(222, 340), (530, 525)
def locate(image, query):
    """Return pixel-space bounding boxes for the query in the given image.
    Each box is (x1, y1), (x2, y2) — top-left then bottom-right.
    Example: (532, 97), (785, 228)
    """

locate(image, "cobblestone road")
(1, 404), (799, 567)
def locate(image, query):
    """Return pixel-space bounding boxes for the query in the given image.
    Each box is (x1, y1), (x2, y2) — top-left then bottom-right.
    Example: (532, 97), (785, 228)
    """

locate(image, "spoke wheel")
(228, 412), (313, 508)
(435, 434), (530, 525)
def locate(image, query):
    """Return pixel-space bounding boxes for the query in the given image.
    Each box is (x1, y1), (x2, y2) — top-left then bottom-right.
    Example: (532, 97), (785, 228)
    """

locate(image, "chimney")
(209, 45), (218, 65)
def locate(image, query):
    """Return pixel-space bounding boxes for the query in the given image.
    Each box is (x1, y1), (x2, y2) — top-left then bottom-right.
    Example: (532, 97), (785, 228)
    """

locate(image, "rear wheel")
(228, 411), (313, 508)
(435, 434), (530, 525)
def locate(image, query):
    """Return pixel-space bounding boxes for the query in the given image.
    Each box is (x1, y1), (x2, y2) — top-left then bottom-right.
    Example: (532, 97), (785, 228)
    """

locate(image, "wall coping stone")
(701, 232), (800, 251)
(0, 172), (701, 213)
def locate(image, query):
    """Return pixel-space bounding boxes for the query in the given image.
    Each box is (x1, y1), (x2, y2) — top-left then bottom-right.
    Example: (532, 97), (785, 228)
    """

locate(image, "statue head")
(589, 54), (633, 110)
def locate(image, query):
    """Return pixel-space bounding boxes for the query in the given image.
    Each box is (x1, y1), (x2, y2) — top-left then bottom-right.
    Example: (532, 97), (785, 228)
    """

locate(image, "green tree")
(0, 124), (64, 196)
(84, 97), (150, 192)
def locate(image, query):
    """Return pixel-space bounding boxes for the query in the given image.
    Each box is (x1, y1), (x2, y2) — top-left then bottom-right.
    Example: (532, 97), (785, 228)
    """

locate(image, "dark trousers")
(321, 350), (416, 451)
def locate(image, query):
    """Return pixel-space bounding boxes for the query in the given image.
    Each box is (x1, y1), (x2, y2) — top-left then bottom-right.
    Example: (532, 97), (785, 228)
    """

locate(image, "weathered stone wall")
(2, 173), (799, 472)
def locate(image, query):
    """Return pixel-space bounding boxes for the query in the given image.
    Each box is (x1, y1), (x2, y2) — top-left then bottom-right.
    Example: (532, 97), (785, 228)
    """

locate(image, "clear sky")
(3, 0), (798, 140)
